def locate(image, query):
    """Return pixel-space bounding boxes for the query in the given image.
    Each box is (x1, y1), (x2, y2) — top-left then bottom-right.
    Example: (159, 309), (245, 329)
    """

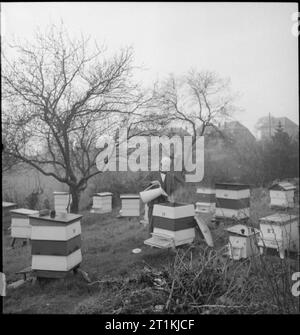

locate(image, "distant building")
(255, 115), (299, 140)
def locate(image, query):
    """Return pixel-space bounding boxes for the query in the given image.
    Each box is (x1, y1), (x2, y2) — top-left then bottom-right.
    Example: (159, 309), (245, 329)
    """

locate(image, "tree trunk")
(70, 186), (81, 214)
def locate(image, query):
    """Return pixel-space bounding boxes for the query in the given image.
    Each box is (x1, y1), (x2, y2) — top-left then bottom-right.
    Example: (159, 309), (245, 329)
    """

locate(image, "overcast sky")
(1, 2), (298, 135)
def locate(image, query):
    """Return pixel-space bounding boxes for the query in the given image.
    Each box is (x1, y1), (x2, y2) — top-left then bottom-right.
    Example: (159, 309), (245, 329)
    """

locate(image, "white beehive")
(269, 181), (296, 208)
(54, 191), (72, 213)
(226, 224), (260, 260)
(10, 208), (39, 239)
(91, 192), (112, 214)
(2, 202), (17, 227)
(196, 187), (216, 213)
(215, 183), (250, 220)
(258, 213), (299, 259)
(119, 194), (140, 217)
(140, 203), (149, 226)
(144, 202), (196, 248)
(29, 213), (82, 278)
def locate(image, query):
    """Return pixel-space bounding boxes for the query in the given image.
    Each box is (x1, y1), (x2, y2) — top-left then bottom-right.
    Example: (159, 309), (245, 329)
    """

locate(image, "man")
(147, 156), (185, 235)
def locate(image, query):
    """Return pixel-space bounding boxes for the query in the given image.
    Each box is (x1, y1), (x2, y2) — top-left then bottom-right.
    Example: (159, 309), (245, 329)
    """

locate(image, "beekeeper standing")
(147, 156), (185, 235)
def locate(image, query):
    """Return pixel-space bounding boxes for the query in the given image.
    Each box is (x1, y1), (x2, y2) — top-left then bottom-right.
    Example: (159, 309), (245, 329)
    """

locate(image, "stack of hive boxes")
(269, 181), (296, 209)
(215, 183), (250, 220)
(119, 194), (140, 217)
(195, 187), (216, 213)
(54, 191), (71, 213)
(91, 192), (112, 214)
(29, 213), (82, 278)
(144, 202), (196, 248)
(258, 213), (299, 259)
(2, 202), (17, 228)
(10, 208), (39, 239)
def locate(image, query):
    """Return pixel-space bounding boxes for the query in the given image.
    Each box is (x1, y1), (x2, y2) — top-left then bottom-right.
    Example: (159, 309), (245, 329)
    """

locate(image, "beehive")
(119, 194), (140, 217)
(226, 224), (260, 260)
(140, 203), (149, 226)
(91, 192), (112, 214)
(54, 192), (72, 213)
(2, 202), (17, 228)
(29, 213), (82, 278)
(10, 208), (39, 239)
(258, 213), (299, 259)
(144, 202), (196, 248)
(195, 187), (216, 213)
(269, 181), (296, 208)
(215, 183), (250, 220)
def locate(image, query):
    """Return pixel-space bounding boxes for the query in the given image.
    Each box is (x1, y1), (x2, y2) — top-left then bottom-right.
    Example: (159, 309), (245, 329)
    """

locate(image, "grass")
(2, 188), (299, 314)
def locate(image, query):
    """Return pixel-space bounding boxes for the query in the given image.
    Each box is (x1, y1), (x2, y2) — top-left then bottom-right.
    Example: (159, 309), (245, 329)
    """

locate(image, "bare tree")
(154, 70), (239, 142)
(1, 24), (153, 212)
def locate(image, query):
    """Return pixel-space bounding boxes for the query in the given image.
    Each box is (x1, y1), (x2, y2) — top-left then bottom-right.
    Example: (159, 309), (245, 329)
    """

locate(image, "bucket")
(140, 184), (168, 203)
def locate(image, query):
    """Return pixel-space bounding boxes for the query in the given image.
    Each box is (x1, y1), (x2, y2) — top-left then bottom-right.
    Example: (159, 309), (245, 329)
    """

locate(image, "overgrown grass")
(2, 188), (299, 314)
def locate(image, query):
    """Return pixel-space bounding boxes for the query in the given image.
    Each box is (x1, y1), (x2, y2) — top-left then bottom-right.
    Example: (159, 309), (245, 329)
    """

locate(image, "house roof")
(226, 224), (259, 236)
(269, 181), (296, 191)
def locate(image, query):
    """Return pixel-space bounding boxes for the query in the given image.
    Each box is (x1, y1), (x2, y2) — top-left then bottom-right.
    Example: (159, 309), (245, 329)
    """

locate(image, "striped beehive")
(215, 183), (250, 220)
(29, 213), (82, 278)
(269, 182), (296, 209)
(2, 202), (17, 228)
(144, 202), (196, 248)
(91, 192), (112, 214)
(119, 194), (140, 217)
(195, 187), (216, 213)
(258, 213), (299, 259)
(54, 192), (72, 213)
(10, 208), (39, 239)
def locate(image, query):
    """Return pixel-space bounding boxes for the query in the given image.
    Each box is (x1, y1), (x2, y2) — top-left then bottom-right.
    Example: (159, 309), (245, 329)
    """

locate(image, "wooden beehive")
(196, 187), (216, 213)
(144, 202), (196, 248)
(119, 194), (140, 217)
(54, 192), (72, 213)
(269, 181), (296, 208)
(91, 192), (112, 214)
(226, 224), (260, 260)
(2, 202), (17, 228)
(258, 213), (299, 259)
(10, 208), (39, 239)
(215, 183), (250, 220)
(29, 213), (82, 278)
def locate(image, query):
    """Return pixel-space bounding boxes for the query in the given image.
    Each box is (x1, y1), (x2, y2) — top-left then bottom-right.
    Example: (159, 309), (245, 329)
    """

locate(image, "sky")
(1, 2), (298, 135)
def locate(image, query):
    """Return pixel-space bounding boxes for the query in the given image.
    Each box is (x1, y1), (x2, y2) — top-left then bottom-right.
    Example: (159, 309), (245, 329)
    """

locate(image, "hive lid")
(10, 208), (39, 215)
(259, 213), (298, 225)
(226, 224), (259, 236)
(269, 181), (296, 191)
(2, 201), (17, 208)
(29, 212), (82, 223)
(94, 192), (113, 196)
(215, 183), (250, 190)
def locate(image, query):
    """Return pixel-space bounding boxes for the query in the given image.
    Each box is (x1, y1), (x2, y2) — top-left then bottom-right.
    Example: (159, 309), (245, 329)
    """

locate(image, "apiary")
(119, 194), (140, 217)
(29, 213), (82, 278)
(2, 202), (17, 228)
(91, 192), (112, 213)
(10, 208), (39, 239)
(215, 183), (250, 220)
(226, 224), (260, 260)
(195, 187), (216, 213)
(269, 181), (296, 209)
(144, 202), (196, 248)
(258, 213), (299, 259)
(54, 191), (72, 213)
